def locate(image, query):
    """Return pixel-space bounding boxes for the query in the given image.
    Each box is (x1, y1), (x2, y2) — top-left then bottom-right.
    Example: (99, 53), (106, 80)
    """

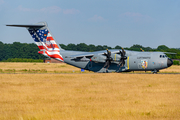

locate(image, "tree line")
(60, 43), (180, 59)
(0, 41), (180, 62)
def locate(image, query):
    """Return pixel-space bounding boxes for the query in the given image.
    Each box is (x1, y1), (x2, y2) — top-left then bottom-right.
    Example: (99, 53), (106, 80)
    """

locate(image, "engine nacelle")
(111, 53), (121, 62)
(91, 53), (121, 63)
(91, 54), (106, 63)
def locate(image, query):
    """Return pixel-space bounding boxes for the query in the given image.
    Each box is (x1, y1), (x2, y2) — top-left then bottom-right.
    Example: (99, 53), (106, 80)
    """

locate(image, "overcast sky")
(1, 0), (180, 48)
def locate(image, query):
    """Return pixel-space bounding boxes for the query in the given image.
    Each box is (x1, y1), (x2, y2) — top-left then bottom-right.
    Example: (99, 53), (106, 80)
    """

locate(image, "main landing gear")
(151, 69), (159, 74)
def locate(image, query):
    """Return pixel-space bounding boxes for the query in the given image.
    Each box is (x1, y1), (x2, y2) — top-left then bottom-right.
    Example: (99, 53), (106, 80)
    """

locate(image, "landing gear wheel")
(152, 69), (159, 74)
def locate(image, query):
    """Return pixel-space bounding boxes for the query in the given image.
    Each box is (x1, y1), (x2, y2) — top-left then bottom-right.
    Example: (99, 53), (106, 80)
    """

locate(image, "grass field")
(0, 63), (180, 120)
(0, 62), (180, 73)
(0, 62), (83, 73)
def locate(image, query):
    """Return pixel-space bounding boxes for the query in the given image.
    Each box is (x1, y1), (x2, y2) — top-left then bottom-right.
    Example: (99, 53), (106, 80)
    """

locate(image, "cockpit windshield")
(159, 54), (168, 58)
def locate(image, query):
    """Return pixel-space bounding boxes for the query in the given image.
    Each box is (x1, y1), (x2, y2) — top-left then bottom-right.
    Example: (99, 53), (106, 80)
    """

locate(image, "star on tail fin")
(6, 22), (64, 62)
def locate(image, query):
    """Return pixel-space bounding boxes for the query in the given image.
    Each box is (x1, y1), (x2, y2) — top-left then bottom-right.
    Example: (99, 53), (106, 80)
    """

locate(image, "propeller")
(140, 48), (144, 52)
(103, 49), (112, 69)
(118, 48), (127, 67)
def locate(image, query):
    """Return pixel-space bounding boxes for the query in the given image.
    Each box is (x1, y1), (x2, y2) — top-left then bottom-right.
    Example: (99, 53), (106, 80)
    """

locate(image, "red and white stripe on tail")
(28, 27), (64, 62)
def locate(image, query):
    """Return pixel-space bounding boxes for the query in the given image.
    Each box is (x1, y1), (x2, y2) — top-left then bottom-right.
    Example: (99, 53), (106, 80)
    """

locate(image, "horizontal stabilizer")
(6, 24), (45, 28)
(164, 52), (177, 54)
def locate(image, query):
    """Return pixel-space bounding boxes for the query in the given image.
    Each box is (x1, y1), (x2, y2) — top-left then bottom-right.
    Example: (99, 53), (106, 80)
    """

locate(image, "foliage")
(1, 58), (43, 62)
(157, 45), (169, 51)
(0, 41), (180, 61)
(125, 44), (153, 51)
(173, 60), (180, 65)
(60, 43), (180, 59)
(0, 42), (46, 61)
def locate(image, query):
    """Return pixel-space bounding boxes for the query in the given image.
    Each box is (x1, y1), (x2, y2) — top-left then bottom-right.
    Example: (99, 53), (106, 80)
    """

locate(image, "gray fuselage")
(60, 49), (173, 73)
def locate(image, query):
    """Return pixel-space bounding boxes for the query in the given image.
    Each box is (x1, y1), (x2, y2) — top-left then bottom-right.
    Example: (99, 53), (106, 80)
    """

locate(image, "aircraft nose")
(167, 58), (173, 67)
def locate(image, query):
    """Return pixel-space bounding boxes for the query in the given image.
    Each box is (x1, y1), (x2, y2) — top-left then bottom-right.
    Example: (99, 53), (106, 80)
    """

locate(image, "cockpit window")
(160, 55), (167, 58)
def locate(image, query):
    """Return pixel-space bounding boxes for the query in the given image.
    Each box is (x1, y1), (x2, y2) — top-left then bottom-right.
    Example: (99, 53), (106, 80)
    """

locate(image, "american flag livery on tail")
(6, 22), (63, 62)
(28, 26), (63, 62)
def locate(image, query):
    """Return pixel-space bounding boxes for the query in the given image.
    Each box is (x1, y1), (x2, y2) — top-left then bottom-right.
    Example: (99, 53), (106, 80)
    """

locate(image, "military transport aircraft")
(6, 22), (173, 73)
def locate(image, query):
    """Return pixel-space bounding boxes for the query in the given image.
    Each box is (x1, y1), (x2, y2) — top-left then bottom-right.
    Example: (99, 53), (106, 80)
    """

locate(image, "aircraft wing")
(68, 53), (94, 61)
(69, 49), (121, 61)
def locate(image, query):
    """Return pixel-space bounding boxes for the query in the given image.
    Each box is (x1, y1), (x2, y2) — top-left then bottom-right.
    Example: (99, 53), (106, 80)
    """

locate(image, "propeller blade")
(104, 49), (112, 69)
(119, 59), (125, 67)
(119, 60), (122, 66)
(119, 50), (123, 56)
(104, 52), (108, 57)
(107, 49), (111, 58)
(104, 60), (111, 69)
(121, 47), (126, 56)
(118, 48), (127, 67)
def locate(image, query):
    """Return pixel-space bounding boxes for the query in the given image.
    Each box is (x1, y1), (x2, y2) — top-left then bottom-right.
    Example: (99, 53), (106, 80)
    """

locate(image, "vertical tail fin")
(7, 22), (64, 62)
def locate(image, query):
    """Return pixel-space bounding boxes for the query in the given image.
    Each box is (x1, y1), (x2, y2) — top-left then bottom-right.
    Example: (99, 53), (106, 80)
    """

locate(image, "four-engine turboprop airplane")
(6, 22), (173, 73)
